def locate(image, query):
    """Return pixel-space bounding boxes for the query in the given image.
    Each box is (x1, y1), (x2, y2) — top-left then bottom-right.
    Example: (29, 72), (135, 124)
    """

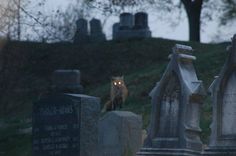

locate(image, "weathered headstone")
(32, 70), (100, 156)
(134, 12), (148, 29)
(98, 111), (142, 156)
(119, 13), (134, 30)
(137, 44), (205, 156)
(204, 35), (236, 156)
(112, 22), (120, 40)
(74, 18), (89, 44)
(89, 18), (106, 42)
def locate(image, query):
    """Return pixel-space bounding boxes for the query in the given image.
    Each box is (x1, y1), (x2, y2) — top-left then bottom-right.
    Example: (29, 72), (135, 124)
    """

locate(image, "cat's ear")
(111, 76), (115, 80)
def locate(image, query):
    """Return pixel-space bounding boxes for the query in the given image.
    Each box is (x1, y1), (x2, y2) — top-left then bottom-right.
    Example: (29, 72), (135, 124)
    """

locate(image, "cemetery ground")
(0, 38), (229, 156)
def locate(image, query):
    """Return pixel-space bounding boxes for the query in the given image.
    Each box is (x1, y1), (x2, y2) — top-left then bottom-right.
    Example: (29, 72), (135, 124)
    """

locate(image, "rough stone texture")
(99, 111), (142, 156)
(32, 93), (100, 156)
(137, 44), (205, 156)
(90, 18), (106, 42)
(205, 34), (236, 155)
(74, 18), (89, 44)
(52, 69), (83, 94)
(119, 13), (134, 30)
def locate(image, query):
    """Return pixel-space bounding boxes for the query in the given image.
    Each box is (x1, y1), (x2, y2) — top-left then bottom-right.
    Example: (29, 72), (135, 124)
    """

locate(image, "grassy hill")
(0, 38), (229, 156)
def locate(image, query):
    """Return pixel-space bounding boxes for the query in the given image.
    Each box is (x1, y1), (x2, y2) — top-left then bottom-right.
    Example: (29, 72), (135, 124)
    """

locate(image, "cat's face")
(112, 76), (124, 88)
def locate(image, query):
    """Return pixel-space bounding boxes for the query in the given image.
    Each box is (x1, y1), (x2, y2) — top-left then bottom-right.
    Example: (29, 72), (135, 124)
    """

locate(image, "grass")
(0, 37), (230, 155)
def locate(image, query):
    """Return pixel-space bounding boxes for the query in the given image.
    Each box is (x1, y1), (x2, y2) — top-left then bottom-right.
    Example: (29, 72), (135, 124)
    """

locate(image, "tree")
(220, 0), (236, 25)
(181, 0), (203, 42)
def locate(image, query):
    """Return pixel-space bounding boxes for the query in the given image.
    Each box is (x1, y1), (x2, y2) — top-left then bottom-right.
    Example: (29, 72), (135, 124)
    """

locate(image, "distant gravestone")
(204, 35), (236, 155)
(134, 12), (148, 29)
(89, 18), (106, 42)
(112, 22), (120, 40)
(32, 70), (100, 156)
(98, 111), (142, 156)
(74, 18), (89, 44)
(119, 13), (134, 30)
(137, 44), (205, 156)
(113, 12), (151, 40)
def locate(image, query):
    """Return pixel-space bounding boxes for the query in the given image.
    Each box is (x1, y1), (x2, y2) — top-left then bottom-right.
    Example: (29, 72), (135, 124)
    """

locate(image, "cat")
(102, 76), (128, 112)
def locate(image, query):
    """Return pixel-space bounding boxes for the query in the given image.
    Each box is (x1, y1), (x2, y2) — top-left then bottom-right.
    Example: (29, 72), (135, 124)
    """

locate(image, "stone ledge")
(137, 148), (202, 156)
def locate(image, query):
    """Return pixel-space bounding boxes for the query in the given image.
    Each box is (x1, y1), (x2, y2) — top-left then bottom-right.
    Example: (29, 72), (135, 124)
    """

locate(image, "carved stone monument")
(113, 12), (151, 40)
(32, 70), (100, 156)
(204, 35), (236, 156)
(137, 44), (205, 156)
(74, 18), (89, 44)
(98, 111), (142, 156)
(90, 18), (106, 42)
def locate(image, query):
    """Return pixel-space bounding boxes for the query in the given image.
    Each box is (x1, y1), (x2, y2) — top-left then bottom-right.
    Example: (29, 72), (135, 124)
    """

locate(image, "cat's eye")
(114, 82), (117, 85)
(118, 81), (121, 85)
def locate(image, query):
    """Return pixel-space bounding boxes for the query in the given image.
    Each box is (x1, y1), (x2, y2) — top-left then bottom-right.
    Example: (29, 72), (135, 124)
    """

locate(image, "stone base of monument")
(137, 148), (202, 156)
(115, 29), (151, 40)
(203, 147), (236, 156)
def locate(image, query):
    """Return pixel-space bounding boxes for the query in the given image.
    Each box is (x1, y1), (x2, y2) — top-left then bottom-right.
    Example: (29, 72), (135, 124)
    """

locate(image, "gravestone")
(204, 35), (236, 156)
(32, 70), (100, 156)
(98, 111), (142, 156)
(112, 22), (120, 40)
(74, 18), (89, 44)
(89, 18), (106, 42)
(134, 12), (148, 29)
(137, 44), (205, 156)
(132, 12), (151, 38)
(113, 12), (151, 40)
(119, 13), (134, 30)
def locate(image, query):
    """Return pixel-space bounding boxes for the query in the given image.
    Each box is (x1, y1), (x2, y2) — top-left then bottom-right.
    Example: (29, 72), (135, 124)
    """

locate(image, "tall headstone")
(134, 12), (148, 29)
(98, 111), (142, 156)
(32, 70), (100, 156)
(204, 35), (236, 156)
(112, 22), (120, 40)
(119, 13), (134, 30)
(89, 18), (106, 42)
(74, 18), (89, 44)
(137, 44), (205, 156)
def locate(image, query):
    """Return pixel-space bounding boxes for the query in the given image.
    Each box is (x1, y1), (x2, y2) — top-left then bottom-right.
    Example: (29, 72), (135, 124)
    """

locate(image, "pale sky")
(33, 0), (236, 43)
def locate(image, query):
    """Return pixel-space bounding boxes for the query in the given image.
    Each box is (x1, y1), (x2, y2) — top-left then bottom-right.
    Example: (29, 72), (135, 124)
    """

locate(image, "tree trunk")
(182, 0), (202, 42)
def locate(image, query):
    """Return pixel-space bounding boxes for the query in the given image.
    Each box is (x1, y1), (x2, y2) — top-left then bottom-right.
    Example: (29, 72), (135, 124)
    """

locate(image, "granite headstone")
(74, 18), (89, 44)
(32, 70), (100, 156)
(89, 18), (106, 42)
(98, 111), (142, 156)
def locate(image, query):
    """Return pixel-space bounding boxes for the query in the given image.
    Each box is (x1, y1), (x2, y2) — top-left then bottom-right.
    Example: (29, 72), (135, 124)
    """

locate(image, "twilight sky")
(34, 0), (236, 43)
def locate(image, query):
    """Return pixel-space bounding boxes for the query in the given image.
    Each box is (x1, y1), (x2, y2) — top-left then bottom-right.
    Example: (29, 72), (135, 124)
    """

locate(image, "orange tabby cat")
(102, 76), (128, 112)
